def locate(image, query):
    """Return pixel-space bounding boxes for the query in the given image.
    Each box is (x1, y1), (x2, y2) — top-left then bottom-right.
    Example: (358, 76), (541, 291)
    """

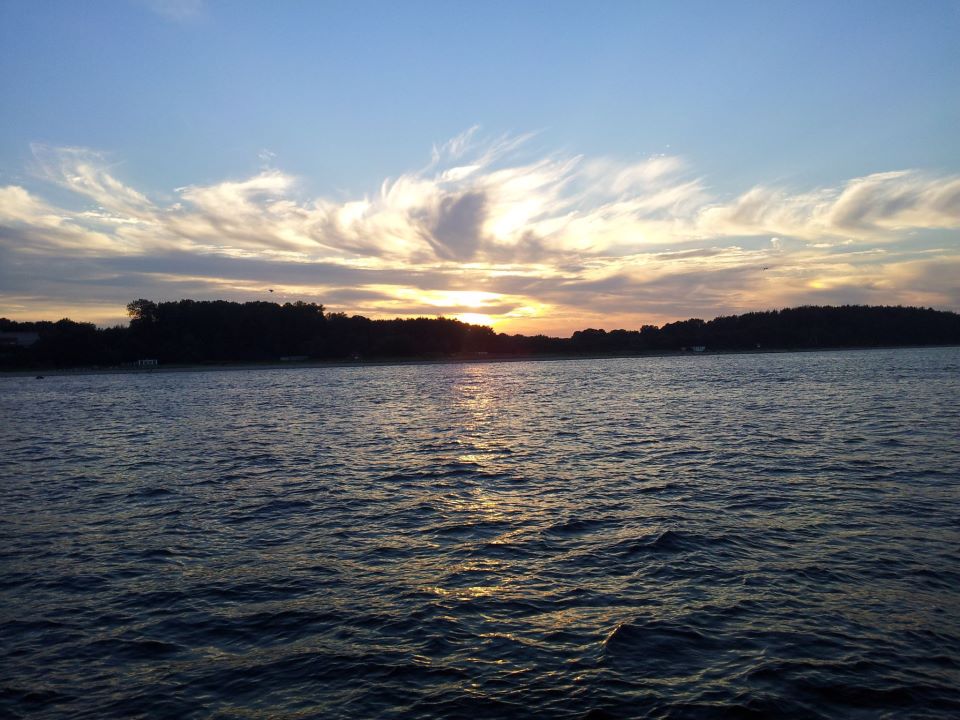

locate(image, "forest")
(2, 300), (959, 369)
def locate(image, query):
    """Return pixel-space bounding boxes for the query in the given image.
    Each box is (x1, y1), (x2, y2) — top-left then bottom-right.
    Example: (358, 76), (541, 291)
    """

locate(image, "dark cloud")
(481, 231), (554, 264)
(429, 191), (487, 261)
(97, 252), (457, 290)
(366, 301), (521, 318)
(654, 247), (725, 260)
(488, 265), (767, 320)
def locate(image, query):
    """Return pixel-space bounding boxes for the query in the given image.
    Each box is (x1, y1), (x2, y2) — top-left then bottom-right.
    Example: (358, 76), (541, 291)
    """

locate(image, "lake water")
(2, 348), (959, 719)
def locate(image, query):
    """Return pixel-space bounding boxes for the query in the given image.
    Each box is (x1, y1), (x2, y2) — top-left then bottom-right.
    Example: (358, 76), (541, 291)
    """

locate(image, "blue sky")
(1, 1), (958, 333)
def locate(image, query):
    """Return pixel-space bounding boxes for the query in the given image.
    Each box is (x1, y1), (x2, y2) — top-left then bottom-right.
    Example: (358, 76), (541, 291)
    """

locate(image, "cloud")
(0, 185), (122, 253)
(697, 171), (960, 242)
(429, 191), (487, 261)
(30, 144), (155, 219)
(2, 132), (960, 332)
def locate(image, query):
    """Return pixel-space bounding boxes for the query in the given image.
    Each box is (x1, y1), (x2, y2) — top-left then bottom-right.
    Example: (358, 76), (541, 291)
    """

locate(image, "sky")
(1, 0), (958, 336)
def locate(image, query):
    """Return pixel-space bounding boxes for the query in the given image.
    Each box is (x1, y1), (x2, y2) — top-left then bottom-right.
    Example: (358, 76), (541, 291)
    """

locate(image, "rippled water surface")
(2, 348), (960, 719)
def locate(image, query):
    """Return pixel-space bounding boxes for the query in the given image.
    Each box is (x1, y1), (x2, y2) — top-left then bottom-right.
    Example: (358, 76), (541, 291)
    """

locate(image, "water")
(2, 347), (959, 719)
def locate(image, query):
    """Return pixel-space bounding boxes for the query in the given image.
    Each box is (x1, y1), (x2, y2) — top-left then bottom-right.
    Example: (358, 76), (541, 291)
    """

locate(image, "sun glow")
(455, 312), (496, 326)
(430, 290), (502, 308)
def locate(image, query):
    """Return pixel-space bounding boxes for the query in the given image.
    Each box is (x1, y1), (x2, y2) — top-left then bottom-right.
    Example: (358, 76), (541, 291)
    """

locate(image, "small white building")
(135, 358), (158, 367)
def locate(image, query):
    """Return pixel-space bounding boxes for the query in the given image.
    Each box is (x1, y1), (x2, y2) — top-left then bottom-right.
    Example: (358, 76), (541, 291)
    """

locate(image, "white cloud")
(697, 171), (960, 242)
(3, 132), (960, 331)
(30, 144), (155, 219)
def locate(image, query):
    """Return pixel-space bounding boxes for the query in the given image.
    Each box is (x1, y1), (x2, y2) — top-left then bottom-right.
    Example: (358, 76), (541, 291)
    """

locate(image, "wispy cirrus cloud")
(1, 130), (959, 332)
(697, 171), (960, 242)
(30, 144), (155, 219)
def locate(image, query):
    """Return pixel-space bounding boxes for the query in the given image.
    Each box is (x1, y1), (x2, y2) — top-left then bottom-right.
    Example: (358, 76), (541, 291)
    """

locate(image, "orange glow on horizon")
(455, 312), (496, 327)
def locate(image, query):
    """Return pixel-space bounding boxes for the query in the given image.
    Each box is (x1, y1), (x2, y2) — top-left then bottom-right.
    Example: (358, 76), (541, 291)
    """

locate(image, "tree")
(126, 299), (158, 324)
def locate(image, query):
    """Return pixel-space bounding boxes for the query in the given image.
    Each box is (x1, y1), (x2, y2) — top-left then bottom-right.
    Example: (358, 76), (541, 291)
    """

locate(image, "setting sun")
(455, 312), (496, 327)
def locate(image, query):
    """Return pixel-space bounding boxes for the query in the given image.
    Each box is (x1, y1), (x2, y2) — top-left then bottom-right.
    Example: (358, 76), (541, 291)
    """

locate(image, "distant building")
(135, 358), (158, 367)
(691, 346), (706, 353)
(0, 332), (39, 348)
(280, 355), (308, 362)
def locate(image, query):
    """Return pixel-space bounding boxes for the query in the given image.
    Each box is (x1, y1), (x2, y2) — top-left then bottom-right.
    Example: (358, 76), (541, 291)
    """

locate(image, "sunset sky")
(1, 1), (958, 335)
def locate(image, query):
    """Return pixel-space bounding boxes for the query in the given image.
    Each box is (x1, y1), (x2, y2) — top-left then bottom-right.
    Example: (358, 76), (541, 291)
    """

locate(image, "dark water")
(2, 348), (959, 719)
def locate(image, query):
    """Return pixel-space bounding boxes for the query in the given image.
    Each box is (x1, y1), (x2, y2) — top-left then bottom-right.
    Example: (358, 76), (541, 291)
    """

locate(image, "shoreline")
(2, 344), (957, 378)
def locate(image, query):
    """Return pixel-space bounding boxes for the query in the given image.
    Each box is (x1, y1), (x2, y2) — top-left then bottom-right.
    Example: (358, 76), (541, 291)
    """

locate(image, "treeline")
(1, 300), (959, 368)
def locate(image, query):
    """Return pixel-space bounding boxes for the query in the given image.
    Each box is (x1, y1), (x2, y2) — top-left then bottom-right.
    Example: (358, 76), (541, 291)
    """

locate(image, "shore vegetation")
(2, 301), (959, 370)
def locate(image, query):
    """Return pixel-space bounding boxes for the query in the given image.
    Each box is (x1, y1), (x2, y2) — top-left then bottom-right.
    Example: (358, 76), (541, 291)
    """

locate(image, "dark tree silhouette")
(2, 302), (959, 369)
